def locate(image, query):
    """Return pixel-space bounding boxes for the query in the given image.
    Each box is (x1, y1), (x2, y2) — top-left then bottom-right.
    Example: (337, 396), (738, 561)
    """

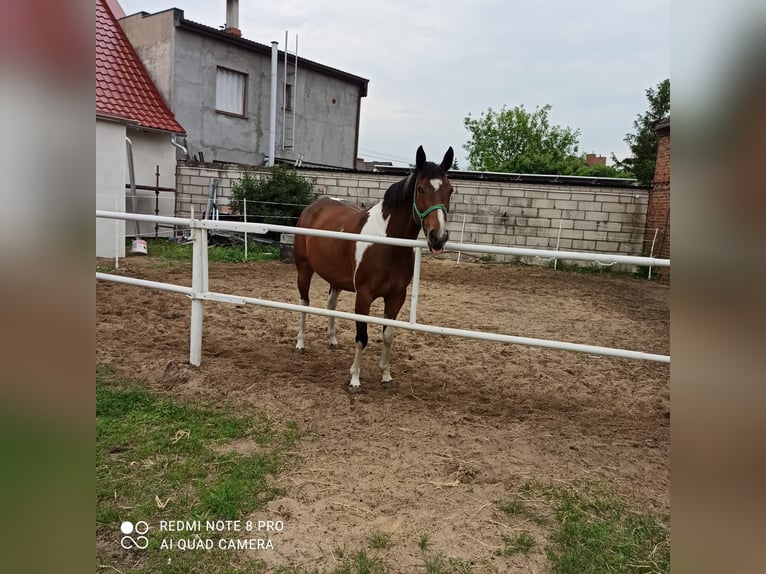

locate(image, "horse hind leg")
(379, 324), (395, 387)
(295, 261), (314, 353)
(326, 287), (340, 348)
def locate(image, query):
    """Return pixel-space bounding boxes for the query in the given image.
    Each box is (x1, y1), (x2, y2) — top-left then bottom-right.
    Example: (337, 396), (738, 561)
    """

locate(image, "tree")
(230, 165), (318, 230)
(613, 79), (670, 186)
(463, 104), (583, 174)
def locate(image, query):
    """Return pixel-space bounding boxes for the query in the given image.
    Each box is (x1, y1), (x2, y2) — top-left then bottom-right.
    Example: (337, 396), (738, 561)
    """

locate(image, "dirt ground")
(96, 255), (670, 571)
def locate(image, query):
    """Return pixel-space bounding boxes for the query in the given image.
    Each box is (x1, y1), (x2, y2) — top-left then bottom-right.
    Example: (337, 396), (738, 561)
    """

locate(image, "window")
(216, 67), (246, 116)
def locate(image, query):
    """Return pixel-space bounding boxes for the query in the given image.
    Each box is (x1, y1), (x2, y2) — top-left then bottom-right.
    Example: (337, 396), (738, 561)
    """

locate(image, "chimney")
(224, 0), (241, 37)
(585, 153), (606, 166)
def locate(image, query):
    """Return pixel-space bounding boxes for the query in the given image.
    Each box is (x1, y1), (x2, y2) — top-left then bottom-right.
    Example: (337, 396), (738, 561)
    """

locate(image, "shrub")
(230, 165), (318, 228)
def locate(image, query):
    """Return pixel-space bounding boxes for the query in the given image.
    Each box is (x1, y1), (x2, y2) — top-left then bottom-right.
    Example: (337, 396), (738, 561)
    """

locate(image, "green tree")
(230, 165), (318, 229)
(570, 158), (632, 178)
(613, 79), (670, 186)
(463, 104), (583, 174)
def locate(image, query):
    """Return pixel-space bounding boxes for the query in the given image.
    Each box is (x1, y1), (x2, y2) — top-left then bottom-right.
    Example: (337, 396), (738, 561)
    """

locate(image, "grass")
(544, 485), (670, 574)
(368, 531), (393, 550)
(497, 532), (536, 556)
(495, 481), (670, 573)
(330, 546), (390, 574)
(96, 365), (299, 573)
(128, 237), (279, 264)
(96, 368), (668, 573)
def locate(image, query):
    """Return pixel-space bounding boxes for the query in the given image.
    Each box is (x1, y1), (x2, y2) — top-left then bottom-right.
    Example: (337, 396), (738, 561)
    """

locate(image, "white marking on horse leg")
(429, 178), (443, 192)
(295, 298), (309, 351)
(326, 289), (340, 347)
(379, 325), (395, 383)
(349, 341), (364, 388)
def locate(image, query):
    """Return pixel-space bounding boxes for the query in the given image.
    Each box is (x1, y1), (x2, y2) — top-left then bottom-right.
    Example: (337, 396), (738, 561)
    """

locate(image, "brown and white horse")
(294, 146), (454, 392)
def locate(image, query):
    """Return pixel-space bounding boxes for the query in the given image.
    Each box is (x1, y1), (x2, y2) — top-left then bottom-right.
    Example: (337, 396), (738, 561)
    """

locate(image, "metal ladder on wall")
(281, 31), (298, 151)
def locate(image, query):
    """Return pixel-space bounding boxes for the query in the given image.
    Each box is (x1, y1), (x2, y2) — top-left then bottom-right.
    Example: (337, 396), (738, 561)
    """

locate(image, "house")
(119, 1), (369, 169)
(96, 0), (186, 258)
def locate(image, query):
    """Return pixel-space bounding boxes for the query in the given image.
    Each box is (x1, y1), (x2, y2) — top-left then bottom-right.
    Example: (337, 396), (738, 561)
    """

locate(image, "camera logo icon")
(120, 520), (149, 549)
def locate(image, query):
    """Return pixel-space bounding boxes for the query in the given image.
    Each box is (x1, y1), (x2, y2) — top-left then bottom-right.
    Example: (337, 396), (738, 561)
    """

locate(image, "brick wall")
(644, 119), (670, 282)
(175, 161), (649, 271)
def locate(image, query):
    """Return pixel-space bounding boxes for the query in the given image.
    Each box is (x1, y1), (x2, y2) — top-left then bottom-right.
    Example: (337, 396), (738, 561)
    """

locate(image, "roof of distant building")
(125, 7), (369, 97)
(96, 0), (185, 134)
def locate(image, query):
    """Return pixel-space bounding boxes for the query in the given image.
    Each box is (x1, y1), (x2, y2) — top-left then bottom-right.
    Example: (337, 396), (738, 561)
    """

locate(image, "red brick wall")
(644, 120), (670, 282)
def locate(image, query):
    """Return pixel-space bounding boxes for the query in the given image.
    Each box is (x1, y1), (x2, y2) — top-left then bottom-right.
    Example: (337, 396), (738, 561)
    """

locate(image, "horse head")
(413, 145), (454, 255)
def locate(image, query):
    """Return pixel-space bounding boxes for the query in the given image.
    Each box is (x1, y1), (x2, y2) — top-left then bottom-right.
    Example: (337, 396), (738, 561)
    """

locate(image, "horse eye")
(417, 187), (424, 194)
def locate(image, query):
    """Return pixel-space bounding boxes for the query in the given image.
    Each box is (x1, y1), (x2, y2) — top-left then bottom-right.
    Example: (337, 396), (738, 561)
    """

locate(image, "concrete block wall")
(176, 160), (649, 269)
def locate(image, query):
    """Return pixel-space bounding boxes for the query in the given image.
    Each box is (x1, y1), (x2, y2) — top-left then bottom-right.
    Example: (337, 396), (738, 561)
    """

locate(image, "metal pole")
(244, 199), (248, 262)
(648, 228), (659, 280)
(553, 220), (563, 271)
(457, 214), (466, 264)
(409, 247), (422, 323)
(154, 164), (160, 238)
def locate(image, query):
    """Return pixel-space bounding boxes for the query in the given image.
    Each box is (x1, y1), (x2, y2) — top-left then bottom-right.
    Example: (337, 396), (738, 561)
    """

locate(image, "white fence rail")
(96, 210), (670, 366)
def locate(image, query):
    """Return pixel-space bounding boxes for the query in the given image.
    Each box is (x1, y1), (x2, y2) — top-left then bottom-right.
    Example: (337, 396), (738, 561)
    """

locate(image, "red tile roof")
(96, 0), (184, 134)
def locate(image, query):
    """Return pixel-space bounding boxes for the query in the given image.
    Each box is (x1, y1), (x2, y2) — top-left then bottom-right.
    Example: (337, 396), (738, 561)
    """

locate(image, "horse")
(294, 145), (454, 392)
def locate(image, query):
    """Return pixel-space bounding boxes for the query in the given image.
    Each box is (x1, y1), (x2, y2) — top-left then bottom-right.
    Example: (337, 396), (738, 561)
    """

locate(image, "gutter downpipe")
(268, 41), (278, 166)
(170, 134), (188, 158)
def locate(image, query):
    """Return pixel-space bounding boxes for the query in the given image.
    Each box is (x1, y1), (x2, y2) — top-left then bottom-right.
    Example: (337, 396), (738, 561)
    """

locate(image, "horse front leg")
(348, 292), (373, 393)
(326, 287), (340, 348)
(380, 291), (407, 389)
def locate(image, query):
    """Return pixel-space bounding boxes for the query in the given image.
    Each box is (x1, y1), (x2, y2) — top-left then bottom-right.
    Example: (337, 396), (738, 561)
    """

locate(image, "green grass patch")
(368, 530), (393, 550)
(544, 485), (669, 574)
(129, 237), (279, 263)
(418, 551), (474, 574)
(96, 366), (298, 573)
(329, 546), (390, 574)
(496, 481), (669, 573)
(497, 532), (536, 556)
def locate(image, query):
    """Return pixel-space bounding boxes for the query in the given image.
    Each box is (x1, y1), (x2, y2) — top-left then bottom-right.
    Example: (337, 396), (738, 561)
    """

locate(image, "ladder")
(282, 31), (298, 151)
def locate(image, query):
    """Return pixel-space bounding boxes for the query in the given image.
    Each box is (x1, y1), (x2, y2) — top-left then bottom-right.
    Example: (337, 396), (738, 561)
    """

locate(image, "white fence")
(96, 210), (670, 366)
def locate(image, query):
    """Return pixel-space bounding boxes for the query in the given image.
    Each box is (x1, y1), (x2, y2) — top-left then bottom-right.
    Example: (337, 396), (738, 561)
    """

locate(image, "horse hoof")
(381, 380), (397, 391)
(295, 347), (305, 354)
(329, 343), (338, 350)
(345, 384), (363, 394)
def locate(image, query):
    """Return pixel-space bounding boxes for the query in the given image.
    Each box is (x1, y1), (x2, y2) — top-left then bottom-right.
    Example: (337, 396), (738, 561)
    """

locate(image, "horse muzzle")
(427, 229), (448, 255)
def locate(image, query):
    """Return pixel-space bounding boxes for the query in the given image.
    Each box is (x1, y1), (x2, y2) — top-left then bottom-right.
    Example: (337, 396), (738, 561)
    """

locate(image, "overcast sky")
(118, 0), (669, 168)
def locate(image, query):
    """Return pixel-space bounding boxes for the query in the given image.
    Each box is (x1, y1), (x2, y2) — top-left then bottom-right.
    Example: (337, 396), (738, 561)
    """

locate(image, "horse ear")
(440, 147), (454, 171)
(416, 146), (426, 171)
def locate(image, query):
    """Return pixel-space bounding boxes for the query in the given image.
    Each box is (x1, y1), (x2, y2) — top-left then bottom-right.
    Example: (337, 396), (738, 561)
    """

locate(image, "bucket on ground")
(131, 238), (148, 255)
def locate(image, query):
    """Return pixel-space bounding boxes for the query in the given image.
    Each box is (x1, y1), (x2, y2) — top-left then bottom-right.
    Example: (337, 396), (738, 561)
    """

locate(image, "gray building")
(120, 6), (369, 169)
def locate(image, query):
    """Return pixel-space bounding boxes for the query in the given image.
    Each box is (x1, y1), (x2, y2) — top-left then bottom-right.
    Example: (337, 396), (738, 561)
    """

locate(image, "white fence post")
(189, 221), (208, 366)
(409, 247), (422, 324)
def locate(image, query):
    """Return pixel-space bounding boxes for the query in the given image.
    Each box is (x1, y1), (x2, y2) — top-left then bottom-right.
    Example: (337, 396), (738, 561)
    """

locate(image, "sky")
(117, 0), (669, 168)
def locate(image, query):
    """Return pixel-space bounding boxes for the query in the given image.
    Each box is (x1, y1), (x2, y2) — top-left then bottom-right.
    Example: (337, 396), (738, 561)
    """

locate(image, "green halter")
(412, 185), (448, 227)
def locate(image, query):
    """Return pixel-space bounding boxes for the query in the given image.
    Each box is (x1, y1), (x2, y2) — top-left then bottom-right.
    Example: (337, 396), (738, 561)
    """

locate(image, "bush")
(230, 165), (318, 227)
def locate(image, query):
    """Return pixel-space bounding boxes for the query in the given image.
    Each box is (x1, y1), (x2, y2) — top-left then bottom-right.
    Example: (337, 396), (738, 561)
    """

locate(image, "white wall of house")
(126, 129), (178, 237)
(96, 119), (126, 258)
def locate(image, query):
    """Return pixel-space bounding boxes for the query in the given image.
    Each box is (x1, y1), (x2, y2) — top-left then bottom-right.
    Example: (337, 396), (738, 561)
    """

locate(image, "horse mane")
(382, 163), (447, 209)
